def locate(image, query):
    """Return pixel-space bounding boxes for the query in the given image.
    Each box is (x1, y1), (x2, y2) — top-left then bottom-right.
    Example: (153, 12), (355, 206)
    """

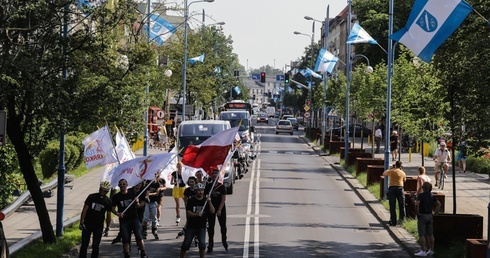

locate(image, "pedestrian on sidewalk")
(375, 126), (382, 154)
(205, 169), (228, 253)
(179, 183), (215, 258)
(414, 182), (441, 257)
(79, 181), (112, 258)
(456, 140), (468, 173)
(416, 166), (431, 195)
(171, 161), (187, 226)
(112, 179), (148, 258)
(383, 161), (407, 226)
(433, 141), (451, 186)
(390, 131), (399, 161)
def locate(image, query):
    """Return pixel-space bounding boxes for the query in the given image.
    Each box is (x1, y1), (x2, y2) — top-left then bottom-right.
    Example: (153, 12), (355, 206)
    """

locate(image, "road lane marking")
(254, 159), (260, 257)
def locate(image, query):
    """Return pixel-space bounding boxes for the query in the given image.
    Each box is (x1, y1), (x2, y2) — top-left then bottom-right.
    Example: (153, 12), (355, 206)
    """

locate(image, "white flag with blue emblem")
(143, 14), (176, 46)
(189, 54), (205, 64)
(299, 68), (322, 79)
(347, 23), (378, 44)
(233, 86), (241, 95)
(314, 48), (338, 74)
(391, 0), (472, 63)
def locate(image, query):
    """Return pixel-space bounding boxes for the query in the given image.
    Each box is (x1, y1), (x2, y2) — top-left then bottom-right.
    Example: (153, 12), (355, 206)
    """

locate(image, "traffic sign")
(276, 74), (284, 81)
(304, 112), (310, 119)
(304, 105), (310, 112)
(156, 110), (166, 119)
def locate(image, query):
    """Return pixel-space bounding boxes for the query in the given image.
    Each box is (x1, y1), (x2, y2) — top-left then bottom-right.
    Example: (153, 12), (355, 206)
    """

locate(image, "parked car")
(331, 124), (372, 137)
(275, 120), (293, 135)
(281, 114), (294, 120)
(256, 113), (268, 124)
(286, 117), (299, 130)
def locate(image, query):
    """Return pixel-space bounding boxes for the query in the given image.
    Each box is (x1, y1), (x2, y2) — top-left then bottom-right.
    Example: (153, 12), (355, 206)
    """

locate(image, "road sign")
(251, 73), (260, 81)
(304, 105), (310, 112)
(304, 112), (310, 119)
(276, 74), (284, 81)
(156, 110), (166, 119)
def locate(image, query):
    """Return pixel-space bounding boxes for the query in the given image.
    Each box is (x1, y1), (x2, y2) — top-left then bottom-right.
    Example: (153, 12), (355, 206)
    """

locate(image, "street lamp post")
(305, 5), (330, 147)
(293, 30), (314, 137)
(345, 0), (353, 163)
(182, 0), (214, 123)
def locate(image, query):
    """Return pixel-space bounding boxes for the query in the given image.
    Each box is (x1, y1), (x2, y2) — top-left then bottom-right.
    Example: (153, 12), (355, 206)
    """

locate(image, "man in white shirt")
(433, 141), (451, 185)
(375, 127), (383, 154)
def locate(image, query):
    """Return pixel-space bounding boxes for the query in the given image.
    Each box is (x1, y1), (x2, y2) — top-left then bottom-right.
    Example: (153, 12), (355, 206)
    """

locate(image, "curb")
(301, 136), (418, 257)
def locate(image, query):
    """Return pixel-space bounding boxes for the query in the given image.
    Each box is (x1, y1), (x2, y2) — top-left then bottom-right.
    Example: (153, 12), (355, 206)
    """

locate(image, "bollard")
(409, 147), (412, 162)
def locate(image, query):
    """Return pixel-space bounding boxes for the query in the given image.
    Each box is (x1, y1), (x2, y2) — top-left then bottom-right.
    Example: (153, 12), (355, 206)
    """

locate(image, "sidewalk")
(1, 146), (166, 254)
(308, 137), (490, 247)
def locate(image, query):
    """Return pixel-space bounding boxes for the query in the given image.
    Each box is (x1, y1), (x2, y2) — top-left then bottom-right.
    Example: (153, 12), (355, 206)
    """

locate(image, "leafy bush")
(0, 143), (21, 209)
(39, 142), (60, 178)
(466, 155), (490, 176)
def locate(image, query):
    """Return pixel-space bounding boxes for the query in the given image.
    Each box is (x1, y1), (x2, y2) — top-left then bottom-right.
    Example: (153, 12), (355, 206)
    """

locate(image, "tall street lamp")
(183, 0), (214, 123)
(305, 4), (329, 147)
(293, 30), (314, 136)
(345, 0), (353, 163)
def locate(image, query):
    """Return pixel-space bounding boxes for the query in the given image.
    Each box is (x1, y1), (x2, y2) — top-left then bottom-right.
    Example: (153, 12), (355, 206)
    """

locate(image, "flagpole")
(321, 5), (330, 147)
(344, 0), (352, 162)
(383, 0), (395, 199)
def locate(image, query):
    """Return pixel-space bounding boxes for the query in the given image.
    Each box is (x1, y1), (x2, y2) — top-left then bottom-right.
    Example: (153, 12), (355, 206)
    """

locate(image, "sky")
(167, 0), (347, 71)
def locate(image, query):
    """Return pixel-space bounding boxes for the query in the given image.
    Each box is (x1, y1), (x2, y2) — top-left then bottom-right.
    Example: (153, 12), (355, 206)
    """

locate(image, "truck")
(265, 106), (276, 118)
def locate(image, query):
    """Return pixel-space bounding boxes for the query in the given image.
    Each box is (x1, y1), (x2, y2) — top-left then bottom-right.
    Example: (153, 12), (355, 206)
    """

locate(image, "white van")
(177, 120), (235, 194)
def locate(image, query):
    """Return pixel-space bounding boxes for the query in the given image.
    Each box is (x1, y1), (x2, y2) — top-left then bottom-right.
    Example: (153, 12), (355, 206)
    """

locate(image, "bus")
(220, 100), (253, 115)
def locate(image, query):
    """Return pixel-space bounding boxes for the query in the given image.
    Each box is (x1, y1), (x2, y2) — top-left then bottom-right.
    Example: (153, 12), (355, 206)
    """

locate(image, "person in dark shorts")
(205, 170), (228, 253)
(414, 182), (441, 257)
(79, 181), (112, 258)
(179, 183), (215, 258)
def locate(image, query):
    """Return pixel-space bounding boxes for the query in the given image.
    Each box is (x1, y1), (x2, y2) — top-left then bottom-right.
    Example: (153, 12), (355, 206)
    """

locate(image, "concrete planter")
(340, 147), (365, 160)
(433, 214), (483, 247)
(465, 239), (487, 258)
(366, 165), (385, 186)
(355, 158), (384, 176)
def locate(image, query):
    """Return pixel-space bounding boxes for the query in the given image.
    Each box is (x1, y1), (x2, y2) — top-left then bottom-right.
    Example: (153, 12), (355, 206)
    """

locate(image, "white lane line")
(243, 142), (259, 257)
(254, 159), (260, 257)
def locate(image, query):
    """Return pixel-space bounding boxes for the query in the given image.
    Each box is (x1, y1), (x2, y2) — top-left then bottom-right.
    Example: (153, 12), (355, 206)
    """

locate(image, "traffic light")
(252, 94), (256, 100)
(234, 71), (239, 77)
(260, 72), (266, 83)
(284, 73), (290, 84)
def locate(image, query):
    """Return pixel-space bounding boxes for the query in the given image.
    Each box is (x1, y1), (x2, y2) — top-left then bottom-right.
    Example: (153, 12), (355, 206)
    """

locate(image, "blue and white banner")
(390, 0), (472, 63)
(143, 14), (176, 46)
(298, 68), (322, 79)
(233, 86), (241, 95)
(188, 54), (205, 64)
(347, 23), (378, 44)
(314, 48), (338, 74)
(77, 0), (106, 10)
(214, 67), (221, 74)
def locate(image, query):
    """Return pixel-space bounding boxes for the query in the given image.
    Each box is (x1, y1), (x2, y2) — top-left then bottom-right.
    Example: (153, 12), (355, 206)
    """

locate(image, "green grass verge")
(11, 223), (81, 258)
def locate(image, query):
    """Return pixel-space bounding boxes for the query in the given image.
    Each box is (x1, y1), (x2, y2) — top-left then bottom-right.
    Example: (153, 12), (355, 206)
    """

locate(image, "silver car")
(275, 120), (293, 135)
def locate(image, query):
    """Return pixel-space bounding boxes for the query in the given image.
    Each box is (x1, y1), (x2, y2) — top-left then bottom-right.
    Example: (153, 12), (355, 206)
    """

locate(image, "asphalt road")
(94, 122), (410, 257)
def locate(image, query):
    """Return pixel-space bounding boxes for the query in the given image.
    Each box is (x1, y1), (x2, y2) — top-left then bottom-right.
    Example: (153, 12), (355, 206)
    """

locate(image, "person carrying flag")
(112, 179), (148, 258)
(205, 169), (228, 253)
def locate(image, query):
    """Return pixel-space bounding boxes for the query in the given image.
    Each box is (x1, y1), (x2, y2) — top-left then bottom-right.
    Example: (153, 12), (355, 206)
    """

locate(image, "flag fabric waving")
(390, 0), (472, 63)
(347, 23), (378, 44)
(181, 127), (239, 174)
(188, 54), (205, 64)
(110, 153), (177, 188)
(83, 126), (118, 169)
(233, 86), (242, 95)
(143, 14), (176, 46)
(314, 48), (339, 74)
(100, 130), (136, 183)
(299, 68), (323, 79)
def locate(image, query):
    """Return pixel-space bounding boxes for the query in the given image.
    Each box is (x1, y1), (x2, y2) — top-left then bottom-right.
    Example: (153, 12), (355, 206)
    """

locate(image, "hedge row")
(39, 134), (85, 179)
